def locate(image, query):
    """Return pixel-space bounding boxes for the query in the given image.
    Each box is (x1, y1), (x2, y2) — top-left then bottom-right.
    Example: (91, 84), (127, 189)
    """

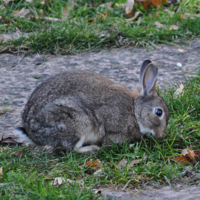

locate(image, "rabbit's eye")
(155, 109), (162, 117)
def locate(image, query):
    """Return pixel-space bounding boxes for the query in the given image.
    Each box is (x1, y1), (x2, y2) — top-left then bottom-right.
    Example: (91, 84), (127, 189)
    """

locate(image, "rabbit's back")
(22, 71), (138, 149)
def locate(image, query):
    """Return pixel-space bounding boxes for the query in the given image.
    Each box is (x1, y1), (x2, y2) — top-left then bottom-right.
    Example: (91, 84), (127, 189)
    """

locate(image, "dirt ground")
(0, 37), (200, 199)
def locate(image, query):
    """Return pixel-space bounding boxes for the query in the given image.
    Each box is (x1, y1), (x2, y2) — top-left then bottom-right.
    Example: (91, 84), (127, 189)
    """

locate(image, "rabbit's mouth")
(137, 120), (162, 140)
(137, 120), (156, 138)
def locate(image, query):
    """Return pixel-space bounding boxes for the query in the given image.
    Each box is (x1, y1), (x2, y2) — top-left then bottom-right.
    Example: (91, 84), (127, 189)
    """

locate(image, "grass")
(0, 0), (200, 54)
(0, 72), (200, 199)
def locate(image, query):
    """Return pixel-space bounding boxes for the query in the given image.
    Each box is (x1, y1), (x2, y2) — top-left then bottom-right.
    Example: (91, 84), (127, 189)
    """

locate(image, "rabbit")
(14, 60), (169, 153)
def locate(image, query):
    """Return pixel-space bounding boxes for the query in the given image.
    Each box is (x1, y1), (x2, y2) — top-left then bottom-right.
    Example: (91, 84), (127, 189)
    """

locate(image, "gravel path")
(0, 38), (200, 199)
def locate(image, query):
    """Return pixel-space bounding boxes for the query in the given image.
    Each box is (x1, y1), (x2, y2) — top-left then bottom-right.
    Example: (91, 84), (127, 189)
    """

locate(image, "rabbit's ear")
(139, 60), (152, 86)
(141, 63), (158, 96)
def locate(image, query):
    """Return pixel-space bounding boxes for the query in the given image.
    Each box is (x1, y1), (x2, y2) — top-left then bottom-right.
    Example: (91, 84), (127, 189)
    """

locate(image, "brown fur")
(18, 60), (169, 151)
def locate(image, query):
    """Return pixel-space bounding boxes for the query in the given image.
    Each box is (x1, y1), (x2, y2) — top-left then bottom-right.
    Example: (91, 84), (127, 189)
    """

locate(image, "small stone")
(114, 69), (120, 73)
(176, 62), (182, 67)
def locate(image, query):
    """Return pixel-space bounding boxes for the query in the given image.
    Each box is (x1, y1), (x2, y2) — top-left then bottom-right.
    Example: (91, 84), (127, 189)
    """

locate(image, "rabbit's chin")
(137, 120), (155, 138)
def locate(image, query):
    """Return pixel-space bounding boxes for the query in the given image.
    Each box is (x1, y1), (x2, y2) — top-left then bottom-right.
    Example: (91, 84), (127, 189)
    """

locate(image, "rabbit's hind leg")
(76, 145), (100, 154)
(73, 135), (100, 153)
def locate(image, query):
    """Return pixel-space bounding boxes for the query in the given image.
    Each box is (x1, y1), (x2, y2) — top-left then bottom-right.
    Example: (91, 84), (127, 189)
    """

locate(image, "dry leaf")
(152, 0), (163, 7)
(156, 12), (159, 18)
(0, 167), (2, 175)
(115, 3), (124, 7)
(126, 11), (140, 21)
(93, 189), (102, 194)
(12, 150), (24, 157)
(135, 0), (150, 10)
(98, 2), (113, 11)
(172, 156), (191, 165)
(188, 149), (195, 161)
(128, 156), (147, 167)
(173, 84), (184, 98)
(85, 159), (102, 169)
(172, 147), (200, 165)
(154, 21), (165, 28)
(35, 16), (62, 22)
(178, 48), (185, 53)
(116, 158), (127, 169)
(14, 8), (31, 18)
(50, 177), (66, 185)
(180, 14), (185, 21)
(125, 0), (135, 17)
(93, 168), (104, 175)
(169, 25), (179, 30)
(0, 147), (10, 152)
(98, 13), (109, 19)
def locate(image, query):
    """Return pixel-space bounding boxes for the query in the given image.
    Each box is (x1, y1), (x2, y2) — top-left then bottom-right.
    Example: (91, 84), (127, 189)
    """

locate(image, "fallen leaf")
(98, 13), (109, 19)
(169, 25), (179, 30)
(12, 150), (24, 157)
(172, 147), (200, 165)
(149, 13), (152, 19)
(194, 150), (200, 155)
(66, 178), (75, 184)
(14, 8), (31, 18)
(98, 2), (113, 11)
(88, 19), (94, 23)
(125, 0), (135, 17)
(152, 0), (163, 7)
(135, 0), (150, 10)
(93, 168), (104, 175)
(188, 149), (195, 161)
(180, 14), (185, 21)
(181, 148), (189, 156)
(50, 177), (66, 185)
(172, 155), (191, 165)
(178, 48), (185, 53)
(128, 156), (147, 167)
(126, 11), (140, 21)
(173, 84), (184, 98)
(0, 147), (10, 152)
(85, 159), (102, 169)
(115, 3), (124, 7)
(116, 158), (127, 169)
(1, 17), (10, 24)
(93, 189), (102, 194)
(155, 21), (165, 28)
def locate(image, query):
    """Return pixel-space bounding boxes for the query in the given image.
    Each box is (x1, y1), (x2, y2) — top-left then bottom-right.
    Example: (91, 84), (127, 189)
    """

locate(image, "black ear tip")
(142, 60), (151, 65)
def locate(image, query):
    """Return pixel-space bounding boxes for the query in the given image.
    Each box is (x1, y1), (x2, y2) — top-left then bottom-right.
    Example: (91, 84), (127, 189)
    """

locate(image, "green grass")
(1, 73), (200, 199)
(0, 0), (200, 54)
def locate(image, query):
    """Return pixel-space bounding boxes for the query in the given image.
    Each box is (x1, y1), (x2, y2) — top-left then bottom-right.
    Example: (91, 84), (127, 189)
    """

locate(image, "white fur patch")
(137, 121), (155, 136)
(74, 135), (85, 149)
(13, 128), (36, 145)
(77, 145), (100, 153)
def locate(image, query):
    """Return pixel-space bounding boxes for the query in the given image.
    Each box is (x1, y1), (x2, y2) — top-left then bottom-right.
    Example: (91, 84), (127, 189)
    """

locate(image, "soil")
(0, 37), (200, 199)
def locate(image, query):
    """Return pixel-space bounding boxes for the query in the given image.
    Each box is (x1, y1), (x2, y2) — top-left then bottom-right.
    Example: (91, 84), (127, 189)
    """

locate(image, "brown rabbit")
(14, 60), (169, 153)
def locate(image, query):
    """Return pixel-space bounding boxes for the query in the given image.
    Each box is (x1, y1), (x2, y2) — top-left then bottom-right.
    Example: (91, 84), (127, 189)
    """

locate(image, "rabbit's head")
(134, 60), (169, 139)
